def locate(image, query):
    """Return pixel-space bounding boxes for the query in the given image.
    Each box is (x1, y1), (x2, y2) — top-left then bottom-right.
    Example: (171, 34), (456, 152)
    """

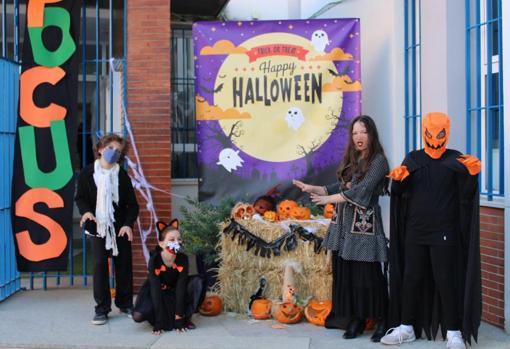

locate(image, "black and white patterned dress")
(323, 153), (388, 263)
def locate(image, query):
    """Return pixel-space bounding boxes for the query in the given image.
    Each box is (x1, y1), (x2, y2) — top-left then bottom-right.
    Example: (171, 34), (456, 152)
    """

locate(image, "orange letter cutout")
(27, 0), (62, 28)
(15, 188), (67, 262)
(20, 66), (67, 127)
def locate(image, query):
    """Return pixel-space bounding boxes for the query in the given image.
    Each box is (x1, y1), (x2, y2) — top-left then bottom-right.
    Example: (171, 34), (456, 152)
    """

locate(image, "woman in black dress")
(294, 115), (389, 342)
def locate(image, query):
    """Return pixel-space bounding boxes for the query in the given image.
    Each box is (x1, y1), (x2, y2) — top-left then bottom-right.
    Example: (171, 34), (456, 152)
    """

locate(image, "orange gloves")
(457, 154), (481, 175)
(387, 165), (410, 182)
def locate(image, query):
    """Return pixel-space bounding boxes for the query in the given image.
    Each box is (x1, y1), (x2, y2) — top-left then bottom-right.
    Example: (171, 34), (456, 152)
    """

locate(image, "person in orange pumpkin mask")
(383, 112), (481, 349)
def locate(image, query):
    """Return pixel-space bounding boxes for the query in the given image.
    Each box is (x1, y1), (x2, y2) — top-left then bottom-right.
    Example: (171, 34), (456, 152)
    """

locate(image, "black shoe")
(343, 318), (365, 339)
(91, 313), (108, 325)
(186, 320), (196, 330)
(370, 320), (386, 342)
(119, 307), (133, 318)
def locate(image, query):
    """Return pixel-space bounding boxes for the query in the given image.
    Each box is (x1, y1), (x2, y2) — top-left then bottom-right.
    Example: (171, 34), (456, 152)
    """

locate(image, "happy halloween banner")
(11, 0), (80, 271)
(193, 19), (362, 204)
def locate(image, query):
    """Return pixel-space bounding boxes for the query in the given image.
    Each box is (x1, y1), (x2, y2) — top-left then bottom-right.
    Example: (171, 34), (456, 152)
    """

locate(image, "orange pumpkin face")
(199, 295), (222, 316)
(273, 302), (303, 324)
(323, 204), (335, 219)
(277, 200), (298, 220)
(231, 202), (255, 220)
(290, 207), (311, 220)
(304, 300), (332, 326)
(422, 112), (450, 159)
(263, 210), (278, 222)
(251, 299), (272, 320)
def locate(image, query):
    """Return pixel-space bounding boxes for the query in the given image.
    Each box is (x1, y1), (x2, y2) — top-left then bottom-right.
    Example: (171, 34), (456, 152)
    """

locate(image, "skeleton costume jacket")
(387, 149), (481, 344)
(322, 153), (389, 263)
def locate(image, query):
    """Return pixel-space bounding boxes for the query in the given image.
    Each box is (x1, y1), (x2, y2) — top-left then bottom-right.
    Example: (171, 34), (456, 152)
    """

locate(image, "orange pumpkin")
(251, 299), (272, 320)
(289, 207), (311, 220)
(304, 300), (332, 326)
(323, 204), (335, 219)
(263, 210), (278, 222)
(277, 200), (298, 220)
(199, 294), (222, 316)
(272, 302), (303, 324)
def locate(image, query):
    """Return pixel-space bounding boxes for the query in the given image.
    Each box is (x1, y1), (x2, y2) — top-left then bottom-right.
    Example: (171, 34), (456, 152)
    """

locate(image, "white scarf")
(93, 160), (120, 256)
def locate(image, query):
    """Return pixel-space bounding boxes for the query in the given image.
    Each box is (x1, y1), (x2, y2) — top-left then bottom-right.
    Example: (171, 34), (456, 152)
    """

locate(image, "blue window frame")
(404, 0), (422, 153)
(466, 0), (504, 200)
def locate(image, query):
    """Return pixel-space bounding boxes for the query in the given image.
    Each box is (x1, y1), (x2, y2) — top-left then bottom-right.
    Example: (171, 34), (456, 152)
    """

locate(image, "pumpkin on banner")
(272, 302), (303, 324)
(251, 299), (272, 320)
(304, 300), (332, 326)
(199, 294), (222, 316)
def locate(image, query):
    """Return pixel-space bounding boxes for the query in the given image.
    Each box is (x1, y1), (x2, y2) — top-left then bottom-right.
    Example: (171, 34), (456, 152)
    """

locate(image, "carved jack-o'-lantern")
(277, 200), (298, 220)
(422, 112), (450, 159)
(251, 299), (272, 320)
(199, 294), (222, 316)
(304, 300), (332, 326)
(231, 202), (255, 220)
(253, 196), (275, 215)
(263, 210), (279, 222)
(289, 207), (311, 220)
(272, 302), (303, 324)
(323, 204), (335, 219)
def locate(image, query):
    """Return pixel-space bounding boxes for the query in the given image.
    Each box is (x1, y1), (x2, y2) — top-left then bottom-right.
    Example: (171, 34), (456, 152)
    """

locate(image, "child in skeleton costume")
(75, 134), (139, 326)
(294, 115), (389, 342)
(133, 220), (203, 334)
(382, 112), (481, 349)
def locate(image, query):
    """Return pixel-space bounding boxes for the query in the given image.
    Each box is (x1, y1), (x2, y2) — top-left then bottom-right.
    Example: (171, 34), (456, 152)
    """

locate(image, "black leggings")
(401, 244), (459, 330)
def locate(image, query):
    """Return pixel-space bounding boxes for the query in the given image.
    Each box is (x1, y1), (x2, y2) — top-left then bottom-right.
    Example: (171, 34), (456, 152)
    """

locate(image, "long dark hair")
(338, 115), (386, 182)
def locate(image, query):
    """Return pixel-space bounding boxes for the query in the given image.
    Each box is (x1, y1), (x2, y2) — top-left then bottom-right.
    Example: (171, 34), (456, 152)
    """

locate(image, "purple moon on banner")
(193, 19), (362, 204)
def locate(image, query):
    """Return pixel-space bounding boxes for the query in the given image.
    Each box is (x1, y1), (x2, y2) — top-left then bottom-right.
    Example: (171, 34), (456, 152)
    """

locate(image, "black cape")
(387, 149), (481, 344)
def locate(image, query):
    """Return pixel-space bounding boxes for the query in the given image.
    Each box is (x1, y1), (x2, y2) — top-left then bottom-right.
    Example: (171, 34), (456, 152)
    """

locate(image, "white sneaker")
(380, 325), (416, 345)
(447, 332), (466, 349)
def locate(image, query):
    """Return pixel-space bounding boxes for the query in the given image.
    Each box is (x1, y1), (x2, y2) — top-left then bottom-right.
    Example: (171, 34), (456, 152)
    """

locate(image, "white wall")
(421, 0), (466, 151)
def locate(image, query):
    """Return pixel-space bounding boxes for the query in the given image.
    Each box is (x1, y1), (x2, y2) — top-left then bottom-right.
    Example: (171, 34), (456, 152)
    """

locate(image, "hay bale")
(217, 219), (332, 314)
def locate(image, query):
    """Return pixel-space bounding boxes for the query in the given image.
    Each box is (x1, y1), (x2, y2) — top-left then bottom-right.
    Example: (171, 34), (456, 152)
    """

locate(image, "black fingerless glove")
(174, 317), (186, 331)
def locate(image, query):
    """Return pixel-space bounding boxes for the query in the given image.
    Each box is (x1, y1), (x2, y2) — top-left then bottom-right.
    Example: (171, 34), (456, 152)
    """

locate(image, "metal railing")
(0, 57), (20, 301)
(404, 0), (422, 153)
(465, 0), (504, 200)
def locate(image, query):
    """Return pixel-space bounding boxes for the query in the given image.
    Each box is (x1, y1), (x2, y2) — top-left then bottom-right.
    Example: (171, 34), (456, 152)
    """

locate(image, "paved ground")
(0, 288), (509, 349)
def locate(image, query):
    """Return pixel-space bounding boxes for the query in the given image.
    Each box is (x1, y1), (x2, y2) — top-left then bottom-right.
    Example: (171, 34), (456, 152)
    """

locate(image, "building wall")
(127, 0), (172, 290)
(481, 207), (505, 327)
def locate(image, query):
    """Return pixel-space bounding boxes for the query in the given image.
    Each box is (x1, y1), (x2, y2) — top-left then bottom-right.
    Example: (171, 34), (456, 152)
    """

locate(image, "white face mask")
(166, 241), (181, 253)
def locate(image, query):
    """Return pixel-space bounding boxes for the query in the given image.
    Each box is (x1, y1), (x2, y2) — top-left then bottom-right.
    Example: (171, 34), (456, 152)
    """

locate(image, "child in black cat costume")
(133, 219), (202, 334)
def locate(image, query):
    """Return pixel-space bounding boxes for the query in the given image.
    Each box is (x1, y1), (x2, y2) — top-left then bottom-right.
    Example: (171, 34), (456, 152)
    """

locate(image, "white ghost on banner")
(311, 29), (330, 53)
(285, 107), (305, 131)
(217, 148), (244, 172)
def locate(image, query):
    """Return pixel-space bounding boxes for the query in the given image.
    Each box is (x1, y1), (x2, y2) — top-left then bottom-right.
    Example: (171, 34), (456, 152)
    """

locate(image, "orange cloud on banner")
(200, 40), (248, 55)
(323, 75), (362, 92)
(196, 95), (252, 121)
(309, 47), (353, 61)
